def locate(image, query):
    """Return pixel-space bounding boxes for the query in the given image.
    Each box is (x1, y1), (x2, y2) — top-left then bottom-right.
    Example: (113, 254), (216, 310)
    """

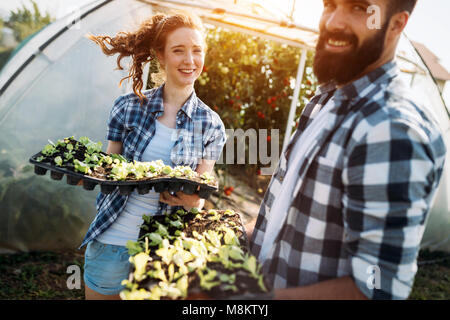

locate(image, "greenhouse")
(0, 0), (449, 255)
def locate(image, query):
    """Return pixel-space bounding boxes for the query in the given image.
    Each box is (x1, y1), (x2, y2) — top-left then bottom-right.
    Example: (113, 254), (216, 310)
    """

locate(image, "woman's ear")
(156, 50), (165, 69)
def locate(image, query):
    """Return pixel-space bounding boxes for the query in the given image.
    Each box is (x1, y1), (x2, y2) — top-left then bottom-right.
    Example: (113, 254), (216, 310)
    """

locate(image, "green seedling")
(41, 144), (56, 156)
(166, 218), (183, 229)
(64, 151), (74, 161)
(99, 155), (113, 165)
(242, 254), (267, 292)
(147, 261), (167, 282)
(153, 221), (170, 238)
(222, 227), (240, 246)
(142, 214), (151, 224)
(126, 240), (144, 256)
(55, 139), (66, 148)
(158, 279), (185, 299)
(86, 141), (103, 154)
(189, 207), (199, 214)
(200, 171), (216, 184)
(147, 233), (163, 247)
(73, 159), (91, 174)
(109, 162), (131, 180)
(130, 252), (152, 282)
(223, 209), (236, 216)
(197, 268), (221, 291)
(78, 136), (91, 147)
(54, 156), (63, 166)
(219, 273), (236, 284)
(162, 165), (172, 175)
(110, 153), (127, 163)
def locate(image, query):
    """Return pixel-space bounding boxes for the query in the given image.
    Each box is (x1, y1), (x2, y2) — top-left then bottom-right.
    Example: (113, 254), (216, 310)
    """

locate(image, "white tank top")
(97, 120), (176, 246)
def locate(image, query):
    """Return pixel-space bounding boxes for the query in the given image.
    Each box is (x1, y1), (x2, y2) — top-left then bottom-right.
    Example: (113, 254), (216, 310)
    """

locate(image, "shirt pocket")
(85, 240), (107, 260)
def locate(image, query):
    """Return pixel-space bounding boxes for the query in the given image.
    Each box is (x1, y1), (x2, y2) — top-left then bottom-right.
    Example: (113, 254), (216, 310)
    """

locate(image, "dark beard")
(313, 24), (388, 85)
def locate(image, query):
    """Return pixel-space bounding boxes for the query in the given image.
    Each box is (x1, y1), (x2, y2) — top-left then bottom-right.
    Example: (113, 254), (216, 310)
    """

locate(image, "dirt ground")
(0, 247), (448, 300)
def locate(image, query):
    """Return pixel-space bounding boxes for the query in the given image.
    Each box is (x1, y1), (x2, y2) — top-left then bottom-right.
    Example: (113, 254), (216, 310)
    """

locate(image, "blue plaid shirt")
(250, 61), (447, 299)
(80, 84), (226, 248)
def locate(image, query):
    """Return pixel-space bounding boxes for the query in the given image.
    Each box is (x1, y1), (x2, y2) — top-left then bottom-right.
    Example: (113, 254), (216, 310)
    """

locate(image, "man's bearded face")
(313, 21), (389, 85)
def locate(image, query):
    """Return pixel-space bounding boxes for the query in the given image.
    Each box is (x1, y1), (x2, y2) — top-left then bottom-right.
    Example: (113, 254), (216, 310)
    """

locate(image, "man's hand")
(160, 191), (205, 212)
(244, 218), (257, 240)
(273, 276), (368, 300)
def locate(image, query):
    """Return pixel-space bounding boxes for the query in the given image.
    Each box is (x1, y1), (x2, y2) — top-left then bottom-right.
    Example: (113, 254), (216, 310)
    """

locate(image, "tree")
(194, 27), (317, 176)
(0, 1), (54, 71)
(6, 0), (53, 43)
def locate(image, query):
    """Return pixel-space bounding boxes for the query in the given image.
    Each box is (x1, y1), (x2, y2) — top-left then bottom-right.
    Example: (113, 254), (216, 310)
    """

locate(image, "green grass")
(0, 248), (448, 299)
(408, 249), (450, 300)
(0, 249), (85, 300)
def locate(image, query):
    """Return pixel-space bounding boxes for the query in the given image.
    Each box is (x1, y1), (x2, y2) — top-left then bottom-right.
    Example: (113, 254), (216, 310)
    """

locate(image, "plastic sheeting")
(396, 36), (450, 252)
(0, 0), (448, 252)
(0, 0), (153, 252)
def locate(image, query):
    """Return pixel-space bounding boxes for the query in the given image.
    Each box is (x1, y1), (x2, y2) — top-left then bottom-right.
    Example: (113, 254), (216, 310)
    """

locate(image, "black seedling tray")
(132, 210), (273, 300)
(29, 152), (218, 199)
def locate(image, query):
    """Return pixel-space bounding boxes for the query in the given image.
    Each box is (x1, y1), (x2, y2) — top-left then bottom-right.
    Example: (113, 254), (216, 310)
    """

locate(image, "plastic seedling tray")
(29, 152), (218, 199)
(181, 181), (198, 195)
(129, 210), (273, 300)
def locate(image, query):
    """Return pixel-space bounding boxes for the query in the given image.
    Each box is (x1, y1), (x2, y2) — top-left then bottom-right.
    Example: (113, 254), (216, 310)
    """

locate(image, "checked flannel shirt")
(250, 61), (447, 299)
(80, 84), (226, 249)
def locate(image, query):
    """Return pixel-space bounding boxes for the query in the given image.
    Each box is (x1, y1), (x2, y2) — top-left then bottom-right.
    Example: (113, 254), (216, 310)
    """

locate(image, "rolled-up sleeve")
(342, 119), (443, 300)
(106, 95), (128, 142)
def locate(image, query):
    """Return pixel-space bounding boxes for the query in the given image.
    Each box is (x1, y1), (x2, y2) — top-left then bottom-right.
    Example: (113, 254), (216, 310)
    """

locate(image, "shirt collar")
(315, 81), (337, 96)
(180, 89), (197, 120)
(315, 60), (398, 102)
(146, 83), (197, 120)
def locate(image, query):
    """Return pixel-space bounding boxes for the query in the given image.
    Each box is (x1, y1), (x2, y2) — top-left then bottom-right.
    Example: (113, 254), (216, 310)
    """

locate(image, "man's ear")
(389, 11), (410, 37)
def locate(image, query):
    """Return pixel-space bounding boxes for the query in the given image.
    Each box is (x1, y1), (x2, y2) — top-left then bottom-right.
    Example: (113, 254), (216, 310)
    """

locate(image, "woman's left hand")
(160, 191), (204, 211)
(160, 160), (214, 211)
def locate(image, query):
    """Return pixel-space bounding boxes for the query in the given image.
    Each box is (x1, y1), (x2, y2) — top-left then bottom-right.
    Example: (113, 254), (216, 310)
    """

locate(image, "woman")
(81, 12), (226, 300)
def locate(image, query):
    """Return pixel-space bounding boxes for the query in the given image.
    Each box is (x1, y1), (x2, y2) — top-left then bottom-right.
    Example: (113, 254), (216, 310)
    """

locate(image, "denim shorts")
(83, 239), (131, 295)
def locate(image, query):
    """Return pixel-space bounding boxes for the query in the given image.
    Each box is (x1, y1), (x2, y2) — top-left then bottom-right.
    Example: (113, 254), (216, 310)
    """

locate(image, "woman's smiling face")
(157, 27), (205, 88)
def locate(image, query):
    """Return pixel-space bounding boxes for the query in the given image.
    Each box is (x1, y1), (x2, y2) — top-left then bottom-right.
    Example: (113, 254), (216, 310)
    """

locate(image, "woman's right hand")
(107, 140), (123, 155)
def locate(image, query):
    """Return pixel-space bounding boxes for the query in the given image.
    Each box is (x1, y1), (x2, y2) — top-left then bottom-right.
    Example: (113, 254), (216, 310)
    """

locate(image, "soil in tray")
(138, 210), (246, 248)
(129, 209), (270, 300)
(37, 137), (95, 167)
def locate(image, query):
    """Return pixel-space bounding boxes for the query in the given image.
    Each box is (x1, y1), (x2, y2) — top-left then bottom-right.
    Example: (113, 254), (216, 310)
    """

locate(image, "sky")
(1, 0), (450, 104)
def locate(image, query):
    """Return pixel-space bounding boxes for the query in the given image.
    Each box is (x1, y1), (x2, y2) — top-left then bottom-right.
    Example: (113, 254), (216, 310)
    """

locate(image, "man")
(248, 0), (447, 299)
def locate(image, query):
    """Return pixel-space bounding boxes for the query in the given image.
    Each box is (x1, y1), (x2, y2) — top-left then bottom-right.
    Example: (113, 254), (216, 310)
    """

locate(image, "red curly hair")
(87, 11), (206, 106)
